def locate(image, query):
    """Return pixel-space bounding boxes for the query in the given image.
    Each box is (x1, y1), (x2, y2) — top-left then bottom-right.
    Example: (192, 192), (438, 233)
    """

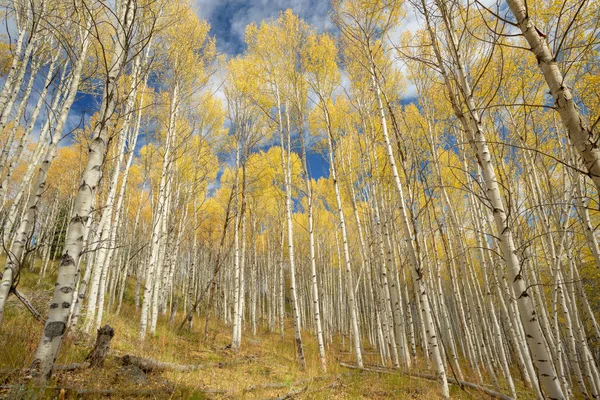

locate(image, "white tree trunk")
(370, 67), (448, 397)
(277, 93), (305, 368)
(30, 0), (136, 380)
(505, 0), (600, 196)
(0, 52), (59, 206)
(140, 84), (178, 340)
(323, 107), (363, 368)
(232, 145), (242, 350)
(0, 30), (90, 326)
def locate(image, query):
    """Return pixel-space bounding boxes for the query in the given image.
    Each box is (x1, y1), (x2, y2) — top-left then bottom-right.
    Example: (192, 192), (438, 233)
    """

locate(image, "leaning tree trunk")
(422, 1), (565, 396)
(0, 18), (28, 117)
(505, 0), (600, 198)
(83, 123), (128, 333)
(0, 13), (41, 134)
(83, 49), (146, 331)
(30, 0), (136, 381)
(0, 57), (41, 177)
(0, 61), (72, 242)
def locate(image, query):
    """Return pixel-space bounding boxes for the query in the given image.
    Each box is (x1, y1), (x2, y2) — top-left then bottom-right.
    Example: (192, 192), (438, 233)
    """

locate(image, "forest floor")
(0, 266), (533, 399)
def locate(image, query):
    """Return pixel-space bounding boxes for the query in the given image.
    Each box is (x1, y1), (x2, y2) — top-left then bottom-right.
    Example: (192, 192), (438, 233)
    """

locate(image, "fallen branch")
(267, 385), (307, 400)
(304, 381), (339, 397)
(72, 387), (174, 396)
(259, 376), (341, 400)
(246, 382), (291, 391)
(340, 363), (514, 400)
(0, 363), (89, 376)
(246, 375), (332, 393)
(202, 388), (229, 394)
(0, 271), (45, 325)
(13, 288), (45, 324)
(0, 384), (174, 397)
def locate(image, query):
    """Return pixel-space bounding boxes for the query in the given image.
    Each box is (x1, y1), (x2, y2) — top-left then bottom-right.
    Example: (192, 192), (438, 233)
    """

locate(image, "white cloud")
(193, 0), (332, 55)
(386, 6), (424, 101)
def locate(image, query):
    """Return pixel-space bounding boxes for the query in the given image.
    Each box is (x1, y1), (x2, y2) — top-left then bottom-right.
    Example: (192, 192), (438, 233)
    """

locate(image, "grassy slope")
(0, 260), (533, 399)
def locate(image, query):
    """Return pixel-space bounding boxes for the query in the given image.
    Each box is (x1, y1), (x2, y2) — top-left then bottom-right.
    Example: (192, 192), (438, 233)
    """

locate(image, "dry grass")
(0, 265), (532, 399)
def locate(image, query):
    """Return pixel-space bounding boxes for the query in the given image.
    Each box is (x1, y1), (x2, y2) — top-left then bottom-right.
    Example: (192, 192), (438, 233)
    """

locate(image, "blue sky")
(194, 0), (334, 55)
(0, 0), (361, 181)
(194, 0), (420, 181)
(194, 0), (334, 179)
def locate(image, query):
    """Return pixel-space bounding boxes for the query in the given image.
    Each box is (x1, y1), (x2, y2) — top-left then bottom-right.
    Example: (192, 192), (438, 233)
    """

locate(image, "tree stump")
(85, 325), (115, 368)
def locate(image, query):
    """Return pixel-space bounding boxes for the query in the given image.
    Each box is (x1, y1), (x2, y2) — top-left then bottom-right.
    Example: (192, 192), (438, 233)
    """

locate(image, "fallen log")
(53, 362), (90, 371)
(120, 353), (256, 373)
(121, 354), (214, 372)
(340, 363), (514, 400)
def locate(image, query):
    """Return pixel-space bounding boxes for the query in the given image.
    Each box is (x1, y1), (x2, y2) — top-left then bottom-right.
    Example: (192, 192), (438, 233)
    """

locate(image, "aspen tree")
(244, 13), (308, 368)
(0, 49), (59, 207)
(501, 0), (600, 197)
(1, 2), (599, 398)
(414, 1), (565, 396)
(139, 3), (214, 339)
(224, 55), (268, 351)
(0, 0), (46, 132)
(304, 31), (344, 372)
(0, 14), (92, 326)
(316, 97), (365, 368)
(333, 1), (448, 395)
(31, 0), (142, 380)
